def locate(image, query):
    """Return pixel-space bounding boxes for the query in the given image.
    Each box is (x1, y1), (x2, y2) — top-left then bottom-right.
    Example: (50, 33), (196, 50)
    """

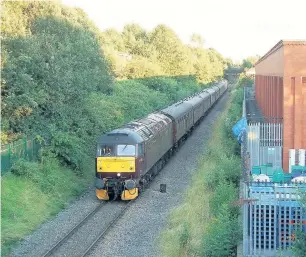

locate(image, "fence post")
(32, 138), (35, 161)
(8, 143), (11, 171)
(24, 137), (27, 160)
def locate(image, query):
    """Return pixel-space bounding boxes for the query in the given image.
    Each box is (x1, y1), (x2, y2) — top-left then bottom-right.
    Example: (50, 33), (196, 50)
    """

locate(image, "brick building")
(255, 40), (306, 171)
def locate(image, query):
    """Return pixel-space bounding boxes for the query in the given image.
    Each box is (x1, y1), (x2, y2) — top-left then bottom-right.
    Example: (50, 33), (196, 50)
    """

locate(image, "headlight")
(117, 173), (121, 177)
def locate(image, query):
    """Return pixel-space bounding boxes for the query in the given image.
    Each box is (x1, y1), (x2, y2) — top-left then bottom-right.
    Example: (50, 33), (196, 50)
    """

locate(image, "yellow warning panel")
(96, 189), (109, 200)
(121, 188), (138, 200)
(96, 157), (135, 173)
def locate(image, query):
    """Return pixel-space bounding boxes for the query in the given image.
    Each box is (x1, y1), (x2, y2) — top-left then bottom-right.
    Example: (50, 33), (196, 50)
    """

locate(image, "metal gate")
(247, 122), (283, 170)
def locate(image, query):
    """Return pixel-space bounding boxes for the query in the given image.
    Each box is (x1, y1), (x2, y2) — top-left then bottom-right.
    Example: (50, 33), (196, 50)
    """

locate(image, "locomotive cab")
(95, 129), (144, 201)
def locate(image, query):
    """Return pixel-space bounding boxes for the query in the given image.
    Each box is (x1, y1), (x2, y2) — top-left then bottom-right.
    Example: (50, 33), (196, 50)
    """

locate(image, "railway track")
(42, 201), (131, 257)
(80, 201), (132, 257)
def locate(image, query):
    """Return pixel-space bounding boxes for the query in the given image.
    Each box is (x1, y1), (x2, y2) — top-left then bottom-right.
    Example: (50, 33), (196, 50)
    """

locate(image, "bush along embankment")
(1, 1), (229, 255)
(159, 84), (244, 257)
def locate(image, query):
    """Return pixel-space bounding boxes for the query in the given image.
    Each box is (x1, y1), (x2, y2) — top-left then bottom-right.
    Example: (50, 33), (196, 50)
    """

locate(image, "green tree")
(122, 23), (152, 56)
(225, 58), (234, 69)
(241, 55), (260, 69)
(98, 28), (126, 52)
(292, 193), (306, 257)
(1, 1), (113, 164)
(149, 24), (191, 76)
(190, 33), (205, 48)
(122, 56), (162, 79)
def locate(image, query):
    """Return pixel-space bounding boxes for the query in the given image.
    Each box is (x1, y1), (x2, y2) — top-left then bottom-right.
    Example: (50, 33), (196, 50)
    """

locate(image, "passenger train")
(95, 80), (228, 200)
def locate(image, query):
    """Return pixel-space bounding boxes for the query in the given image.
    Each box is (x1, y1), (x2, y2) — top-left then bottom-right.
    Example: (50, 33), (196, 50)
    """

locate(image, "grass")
(159, 85), (244, 257)
(1, 156), (92, 256)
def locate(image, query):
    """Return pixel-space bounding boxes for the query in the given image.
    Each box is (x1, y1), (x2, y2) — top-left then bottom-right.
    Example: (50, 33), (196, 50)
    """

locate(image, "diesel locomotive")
(95, 80), (228, 200)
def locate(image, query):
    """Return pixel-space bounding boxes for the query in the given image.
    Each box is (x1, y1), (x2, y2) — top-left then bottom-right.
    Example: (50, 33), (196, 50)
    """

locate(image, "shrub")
(201, 204), (241, 257)
(11, 159), (41, 180)
(48, 132), (87, 172)
(209, 183), (239, 218)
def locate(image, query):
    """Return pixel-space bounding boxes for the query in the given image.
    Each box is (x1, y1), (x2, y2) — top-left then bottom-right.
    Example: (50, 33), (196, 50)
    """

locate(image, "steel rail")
(42, 202), (106, 257)
(80, 201), (132, 257)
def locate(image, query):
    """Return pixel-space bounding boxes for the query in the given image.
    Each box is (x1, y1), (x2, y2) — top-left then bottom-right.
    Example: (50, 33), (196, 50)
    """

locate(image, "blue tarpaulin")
(232, 118), (247, 144)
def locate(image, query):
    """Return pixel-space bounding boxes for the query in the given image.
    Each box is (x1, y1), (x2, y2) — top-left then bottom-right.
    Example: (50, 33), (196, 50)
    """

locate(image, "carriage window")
(117, 145), (136, 156)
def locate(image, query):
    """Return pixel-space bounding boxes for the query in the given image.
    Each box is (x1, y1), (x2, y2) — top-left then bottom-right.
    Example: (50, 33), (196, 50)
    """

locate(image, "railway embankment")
(9, 85), (230, 257)
(159, 78), (246, 257)
(1, 78), (204, 256)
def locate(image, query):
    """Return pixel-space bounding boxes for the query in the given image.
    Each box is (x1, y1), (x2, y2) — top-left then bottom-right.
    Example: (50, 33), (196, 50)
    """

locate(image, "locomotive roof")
(98, 128), (143, 144)
(126, 113), (171, 140)
(98, 113), (172, 144)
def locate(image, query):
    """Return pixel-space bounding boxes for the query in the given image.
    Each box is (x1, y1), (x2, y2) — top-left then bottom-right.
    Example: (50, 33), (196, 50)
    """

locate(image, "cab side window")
(138, 143), (144, 156)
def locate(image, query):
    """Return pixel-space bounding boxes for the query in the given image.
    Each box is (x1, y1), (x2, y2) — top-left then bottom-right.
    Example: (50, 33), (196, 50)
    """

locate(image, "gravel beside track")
(11, 92), (228, 257)
(11, 189), (100, 257)
(45, 202), (128, 257)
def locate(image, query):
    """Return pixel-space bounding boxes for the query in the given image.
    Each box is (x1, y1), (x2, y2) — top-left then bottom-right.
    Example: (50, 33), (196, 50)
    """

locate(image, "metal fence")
(242, 182), (306, 257)
(1, 137), (41, 175)
(241, 85), (306, 257)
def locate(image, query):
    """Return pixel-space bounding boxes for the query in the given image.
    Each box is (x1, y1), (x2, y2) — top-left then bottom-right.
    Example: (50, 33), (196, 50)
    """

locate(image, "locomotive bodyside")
(95, 113), (173, 200)
(138, 113), (173, 174)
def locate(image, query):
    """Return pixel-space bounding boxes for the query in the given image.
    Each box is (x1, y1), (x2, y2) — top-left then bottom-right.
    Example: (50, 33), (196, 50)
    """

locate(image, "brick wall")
(282, 43), (306, 170)
(255, 40), (306, 172)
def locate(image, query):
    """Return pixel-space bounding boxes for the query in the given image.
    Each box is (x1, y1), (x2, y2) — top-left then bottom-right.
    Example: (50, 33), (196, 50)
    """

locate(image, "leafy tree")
(292, 194), (306, 257)
(190, 33), (205, 48)
(96, 23), (227, 82)
(1, 1), (113, 164)
(225, 58), (234, 69)
(122, 24), (152, 56)
(122, 56), (162, 79)
(98, 28), (126, 52)
(149, 25), (191, 76)
(241, 55), (260, 69)
(1, 0), (228, 167)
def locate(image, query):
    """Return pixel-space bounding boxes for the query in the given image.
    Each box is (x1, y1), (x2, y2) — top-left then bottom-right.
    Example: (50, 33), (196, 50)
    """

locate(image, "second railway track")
(42, 201), (131, 257)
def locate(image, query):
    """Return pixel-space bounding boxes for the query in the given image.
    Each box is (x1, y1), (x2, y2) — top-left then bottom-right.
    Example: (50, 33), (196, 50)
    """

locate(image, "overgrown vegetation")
(241, 55), (260, 69)
(99, 24), (227, 82)
(1, 155), (91, 256)
(292, 194), (306, 257)
(159, 82), (244, 257)
(1, 1), (230, 255)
